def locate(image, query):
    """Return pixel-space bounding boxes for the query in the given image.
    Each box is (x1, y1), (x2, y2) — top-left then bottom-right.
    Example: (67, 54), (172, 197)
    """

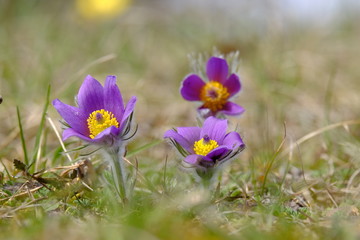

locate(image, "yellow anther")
(200, 81), (229, 112)
(193, 138), (219, 156)
(87, 109), (119, 139)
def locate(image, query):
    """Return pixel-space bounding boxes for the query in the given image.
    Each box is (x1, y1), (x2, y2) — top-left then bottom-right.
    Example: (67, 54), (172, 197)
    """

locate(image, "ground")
(1, 1), (360, 239)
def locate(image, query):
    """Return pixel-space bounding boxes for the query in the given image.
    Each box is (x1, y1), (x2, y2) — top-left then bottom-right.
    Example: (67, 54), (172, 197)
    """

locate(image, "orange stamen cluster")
(200, 81), (229, 112)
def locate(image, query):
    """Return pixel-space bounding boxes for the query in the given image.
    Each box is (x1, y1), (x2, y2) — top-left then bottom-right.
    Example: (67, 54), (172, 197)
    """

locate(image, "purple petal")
(200, 116), (227, 142)
(52, 99), (89, 136)
(164, 129), (192, 152)
(220, 102), (245, 116)
(184, 154), (200, 164)
(63, 128), (93, 142)
(63, 126), (121, 146)
(92, 126), (121, 143)
(77, 75), (104, 115)
(177, 127), (201, 147)
(207, 146), (230, 160)
(104, 75), (124, 121)
(223, 132), (244, 149)
(180, 74), (205, 101)
(224, 73), (241, 97)
(120, 96), (137, 129)
(206, 57), (229, 83)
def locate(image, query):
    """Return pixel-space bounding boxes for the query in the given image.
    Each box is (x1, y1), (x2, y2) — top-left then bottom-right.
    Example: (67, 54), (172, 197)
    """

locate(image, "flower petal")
(63, 126), (121, 146)
(52, 99), (89, 136)
(206, 57), (229, 83)
(164, 129), (192, 152)
(77, 75), (104, 114)
(220, 102), (245, 116)
(184, 154), (200, 164)
(224, 73), (241, 97)
(207, 146), (230, 160)
(200, 116), (227, 143)
(120, 96), (137, 129)
(104, 75), (124, 120)
(180, 74), (205, 101)
(223, 132), (244, 149)
(93, 125), (121, 144)
(63, 128), (93, 142)
(177, 127), (201, 147)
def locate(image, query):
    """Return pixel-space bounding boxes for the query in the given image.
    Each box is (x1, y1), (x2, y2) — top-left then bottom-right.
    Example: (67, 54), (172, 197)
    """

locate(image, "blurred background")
(2, 2), (360, 238)
(0, 0), (360, 170)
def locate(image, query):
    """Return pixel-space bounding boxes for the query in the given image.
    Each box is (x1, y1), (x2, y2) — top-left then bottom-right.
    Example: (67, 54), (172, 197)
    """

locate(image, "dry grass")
(1, 1), (360, 239)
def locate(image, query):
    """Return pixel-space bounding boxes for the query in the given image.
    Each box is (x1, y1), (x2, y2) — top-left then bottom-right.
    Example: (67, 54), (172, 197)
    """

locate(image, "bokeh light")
(76, 0), (131, 19)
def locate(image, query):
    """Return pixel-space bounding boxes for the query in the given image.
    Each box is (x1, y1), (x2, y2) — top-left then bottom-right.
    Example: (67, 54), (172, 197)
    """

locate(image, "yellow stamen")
(193, 138), (219, 156)
(200, 81), (229, 112)
(87, 109), (119, 139)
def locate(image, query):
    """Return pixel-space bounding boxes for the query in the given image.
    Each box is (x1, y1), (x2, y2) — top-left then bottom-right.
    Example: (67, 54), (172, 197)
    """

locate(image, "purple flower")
(180, 56), (245, 117)
(53, 75), (137, 147)
(164, 116), (245, 179)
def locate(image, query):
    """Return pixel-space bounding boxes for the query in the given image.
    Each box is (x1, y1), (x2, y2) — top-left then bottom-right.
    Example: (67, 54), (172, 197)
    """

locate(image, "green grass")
(1, 1), (360, 239)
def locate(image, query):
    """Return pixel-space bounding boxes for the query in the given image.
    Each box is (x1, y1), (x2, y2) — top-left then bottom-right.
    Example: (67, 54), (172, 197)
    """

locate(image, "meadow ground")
(1, 1), (360, 239)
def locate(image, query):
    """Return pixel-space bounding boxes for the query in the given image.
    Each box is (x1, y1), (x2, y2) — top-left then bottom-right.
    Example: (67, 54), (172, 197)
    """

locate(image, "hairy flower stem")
(106, 146), (128, 204)
(196, 167), (216, 187)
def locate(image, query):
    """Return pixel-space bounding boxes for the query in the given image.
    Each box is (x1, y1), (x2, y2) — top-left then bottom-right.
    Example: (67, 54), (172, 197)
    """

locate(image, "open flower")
(53, 75), (136, 147)
(164, 117), (245, 181)
(180, 56), (245, 117)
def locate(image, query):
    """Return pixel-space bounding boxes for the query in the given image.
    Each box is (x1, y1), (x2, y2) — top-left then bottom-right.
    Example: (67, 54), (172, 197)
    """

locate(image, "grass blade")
(30, 85), (51, 172)
(16, 106), (29, 165)
(126, 139), (163, 158)
(261, 122), (287, 195)
(280, 119), (360, 158)
(1, 160), (12, 181)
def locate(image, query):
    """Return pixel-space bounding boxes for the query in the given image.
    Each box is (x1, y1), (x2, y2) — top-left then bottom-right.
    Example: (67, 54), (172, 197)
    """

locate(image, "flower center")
(200, 81), (229, 112)
(193, 135), (219, 156)
(87, 109), (119, 139)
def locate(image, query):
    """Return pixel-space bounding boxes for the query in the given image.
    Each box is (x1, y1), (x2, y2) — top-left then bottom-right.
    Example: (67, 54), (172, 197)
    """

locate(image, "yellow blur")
(76, 0), (131, 19)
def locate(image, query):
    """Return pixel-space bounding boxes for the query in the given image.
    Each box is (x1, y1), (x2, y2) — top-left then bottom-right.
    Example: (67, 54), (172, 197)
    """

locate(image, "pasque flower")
(53, 75), (136, 203)
(53, 75), (136, 147)
(164, 117), (245, 181)
(180, 56), (245, 117)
